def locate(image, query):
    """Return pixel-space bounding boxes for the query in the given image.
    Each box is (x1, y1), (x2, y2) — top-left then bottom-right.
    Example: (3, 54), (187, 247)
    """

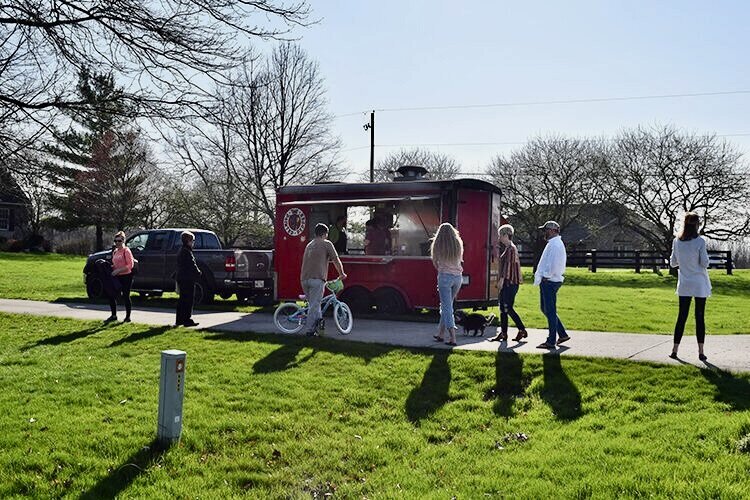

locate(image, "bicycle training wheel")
(333, 302), (353, 334)
(274, 302), (305, 334)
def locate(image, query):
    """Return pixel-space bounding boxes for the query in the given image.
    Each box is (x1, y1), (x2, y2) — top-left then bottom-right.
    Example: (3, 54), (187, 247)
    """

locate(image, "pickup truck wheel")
(193, 280), (215, 305)
(86, 276), (104, 300)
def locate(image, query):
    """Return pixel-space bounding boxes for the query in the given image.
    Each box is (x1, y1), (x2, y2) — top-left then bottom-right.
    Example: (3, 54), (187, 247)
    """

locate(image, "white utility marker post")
(157, 349), (186, 446)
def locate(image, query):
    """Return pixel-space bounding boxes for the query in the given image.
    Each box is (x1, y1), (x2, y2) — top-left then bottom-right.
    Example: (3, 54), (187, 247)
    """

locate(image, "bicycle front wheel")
(333, 302), (353, 334)
(274, 302), (305, 334)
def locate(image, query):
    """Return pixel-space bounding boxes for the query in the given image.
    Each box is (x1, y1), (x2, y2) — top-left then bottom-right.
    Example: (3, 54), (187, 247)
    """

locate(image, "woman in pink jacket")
(106, 231), (135, 323)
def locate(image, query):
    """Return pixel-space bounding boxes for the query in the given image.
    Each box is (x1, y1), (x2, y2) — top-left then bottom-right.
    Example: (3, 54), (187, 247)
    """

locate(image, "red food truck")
(274, 167), (503, 314)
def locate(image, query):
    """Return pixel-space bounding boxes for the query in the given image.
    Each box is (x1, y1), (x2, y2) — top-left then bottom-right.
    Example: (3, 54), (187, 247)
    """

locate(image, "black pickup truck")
(83, 228), (274, 305)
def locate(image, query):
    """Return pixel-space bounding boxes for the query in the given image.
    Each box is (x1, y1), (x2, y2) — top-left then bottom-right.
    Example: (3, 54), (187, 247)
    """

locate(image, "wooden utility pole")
(369, 111), (375, 182)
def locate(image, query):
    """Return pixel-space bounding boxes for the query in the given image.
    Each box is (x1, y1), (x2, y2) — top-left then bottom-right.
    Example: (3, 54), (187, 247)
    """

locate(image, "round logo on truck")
(283, 208), (306, 237)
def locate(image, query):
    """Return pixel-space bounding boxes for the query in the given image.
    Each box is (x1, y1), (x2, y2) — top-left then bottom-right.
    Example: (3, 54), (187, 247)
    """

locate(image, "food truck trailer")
(274, 167), (503, 314)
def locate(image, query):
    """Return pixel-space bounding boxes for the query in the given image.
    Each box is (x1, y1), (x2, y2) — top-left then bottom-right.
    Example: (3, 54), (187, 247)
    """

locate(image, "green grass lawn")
(1, 252), (749, 334)
(0, 312), (748, 498)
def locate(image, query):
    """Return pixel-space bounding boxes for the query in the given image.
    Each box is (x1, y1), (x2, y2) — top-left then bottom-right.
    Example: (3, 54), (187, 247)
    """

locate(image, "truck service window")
(344, 198), (440, 256)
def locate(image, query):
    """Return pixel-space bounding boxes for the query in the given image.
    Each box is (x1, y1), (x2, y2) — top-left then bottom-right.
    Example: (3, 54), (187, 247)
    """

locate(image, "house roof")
(0, 169), (29, 205)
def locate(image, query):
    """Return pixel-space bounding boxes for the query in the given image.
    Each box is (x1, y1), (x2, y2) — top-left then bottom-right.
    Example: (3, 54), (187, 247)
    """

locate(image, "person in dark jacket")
(175, 231), (202, 327)
(94, 258), (121, 306)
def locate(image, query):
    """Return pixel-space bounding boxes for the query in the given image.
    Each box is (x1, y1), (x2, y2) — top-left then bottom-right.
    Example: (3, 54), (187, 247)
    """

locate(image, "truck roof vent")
(393, 165), (429, 181)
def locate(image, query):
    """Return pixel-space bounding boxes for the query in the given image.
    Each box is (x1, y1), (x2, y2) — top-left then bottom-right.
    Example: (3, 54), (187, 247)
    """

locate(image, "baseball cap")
(538, 220), (560, 230)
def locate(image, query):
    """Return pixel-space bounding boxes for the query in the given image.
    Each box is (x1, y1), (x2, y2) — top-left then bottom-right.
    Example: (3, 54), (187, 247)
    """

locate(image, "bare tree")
(0, 0), (312, 176)
(0, 1), (310, 114)
(486, 136), (607, 254)
(167, 117), (269, 247)
(366, 148), (461, 182)
(220, 43), (340, 219)
(138, 168), (179, 230)
(603, 125), (750, 253)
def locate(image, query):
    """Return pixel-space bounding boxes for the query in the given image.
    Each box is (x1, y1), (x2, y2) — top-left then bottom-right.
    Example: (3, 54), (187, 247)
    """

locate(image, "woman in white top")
(430, 223), (464, 346)
(669, 212), (711, 361)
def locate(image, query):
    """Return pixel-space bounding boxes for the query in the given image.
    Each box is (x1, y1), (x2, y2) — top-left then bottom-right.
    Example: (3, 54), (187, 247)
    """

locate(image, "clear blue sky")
(280, 0), (750, 180)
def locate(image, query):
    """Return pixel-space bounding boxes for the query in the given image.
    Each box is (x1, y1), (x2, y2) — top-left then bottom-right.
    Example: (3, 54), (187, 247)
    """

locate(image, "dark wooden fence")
(518, 249), (734, 275)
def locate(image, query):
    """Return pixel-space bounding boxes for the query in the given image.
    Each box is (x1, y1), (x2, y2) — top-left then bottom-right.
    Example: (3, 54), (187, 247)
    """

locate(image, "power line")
(333, 89), (750, 118)
(341, 132), (750, 153)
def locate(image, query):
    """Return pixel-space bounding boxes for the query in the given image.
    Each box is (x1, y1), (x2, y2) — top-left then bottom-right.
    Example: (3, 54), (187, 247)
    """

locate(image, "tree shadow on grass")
(108, 326), (172, 348)
(405, 352), (451, 425)
(22, 324), (112, 350)
(486, 349), (525, 418)
(541, 353), (582, 421)
(253, 343), (317, 374)
(700, 365), (750, 411)
(79, 438), (168, 500)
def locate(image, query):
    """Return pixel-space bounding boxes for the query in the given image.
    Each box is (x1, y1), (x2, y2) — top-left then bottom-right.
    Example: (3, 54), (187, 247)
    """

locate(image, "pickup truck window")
(172, 232), (222, 250)
(201, 233), (221, 249)
(145, 232), (168, 251)
(127, 233), (149, 251)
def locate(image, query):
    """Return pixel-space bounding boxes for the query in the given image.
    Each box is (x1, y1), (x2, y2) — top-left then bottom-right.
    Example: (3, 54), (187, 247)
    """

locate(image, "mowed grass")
(0, 312), (749, 498)
(1, 252), (749, 334)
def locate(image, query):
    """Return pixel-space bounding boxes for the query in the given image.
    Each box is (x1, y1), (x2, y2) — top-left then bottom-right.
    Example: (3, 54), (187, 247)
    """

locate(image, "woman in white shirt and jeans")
(430, 223), (464, 347)
(669, 212), (711, 361)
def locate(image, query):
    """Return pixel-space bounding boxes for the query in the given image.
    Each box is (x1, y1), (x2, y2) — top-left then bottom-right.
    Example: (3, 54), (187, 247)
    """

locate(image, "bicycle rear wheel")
(333, 302), (353, 334)
(274, 302), (305, 334)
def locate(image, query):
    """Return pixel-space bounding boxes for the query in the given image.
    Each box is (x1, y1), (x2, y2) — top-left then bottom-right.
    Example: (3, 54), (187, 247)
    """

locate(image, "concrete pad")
(1, 298), (748, 373)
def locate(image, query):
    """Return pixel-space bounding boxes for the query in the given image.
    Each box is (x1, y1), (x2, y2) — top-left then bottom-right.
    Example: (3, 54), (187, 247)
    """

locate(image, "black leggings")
(109, 274), (133, 318)
(673, 296), (706, 344)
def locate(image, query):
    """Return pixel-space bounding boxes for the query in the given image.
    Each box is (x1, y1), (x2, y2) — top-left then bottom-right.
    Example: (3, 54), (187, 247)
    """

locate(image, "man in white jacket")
(534, 221), (571, 349)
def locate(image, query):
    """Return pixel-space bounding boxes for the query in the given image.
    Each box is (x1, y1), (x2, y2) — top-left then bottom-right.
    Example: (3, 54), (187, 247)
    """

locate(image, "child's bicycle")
(273, 279), (353, 335)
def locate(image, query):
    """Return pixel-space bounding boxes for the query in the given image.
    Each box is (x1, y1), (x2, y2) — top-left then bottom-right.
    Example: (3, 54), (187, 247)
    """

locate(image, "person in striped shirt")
(490, 224), (528, 342)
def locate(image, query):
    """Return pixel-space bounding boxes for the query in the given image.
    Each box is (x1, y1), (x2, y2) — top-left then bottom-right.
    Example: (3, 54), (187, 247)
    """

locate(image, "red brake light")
(225, 255), (236, 272)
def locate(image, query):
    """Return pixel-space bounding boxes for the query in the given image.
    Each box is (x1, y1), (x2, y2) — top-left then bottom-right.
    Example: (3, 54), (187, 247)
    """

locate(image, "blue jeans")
(301, 278), (325, 333)
(540, 280), (567, 344)
(437, 273), (462, 330)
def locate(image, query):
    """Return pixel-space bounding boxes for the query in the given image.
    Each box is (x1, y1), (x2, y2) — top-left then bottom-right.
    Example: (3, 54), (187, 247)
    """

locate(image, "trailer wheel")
(339, 286), (373, 314)
(374, 287), (406, 315)
(86, 275), (104, 300)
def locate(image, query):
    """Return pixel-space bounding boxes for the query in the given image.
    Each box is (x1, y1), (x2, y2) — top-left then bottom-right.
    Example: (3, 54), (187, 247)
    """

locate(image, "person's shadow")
(23, 324), (110, 350)
(541, 353), (582, 421)
(253, 343), (316, 374)
(700, 364), (750, 411)
(108, 326), (171, 347)
(487, 350), (525, 418)
(405, 352), (451, 425)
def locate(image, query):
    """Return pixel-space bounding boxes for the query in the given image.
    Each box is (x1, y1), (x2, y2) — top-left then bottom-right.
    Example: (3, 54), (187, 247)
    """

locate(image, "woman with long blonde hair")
(430, 222), (464, 346)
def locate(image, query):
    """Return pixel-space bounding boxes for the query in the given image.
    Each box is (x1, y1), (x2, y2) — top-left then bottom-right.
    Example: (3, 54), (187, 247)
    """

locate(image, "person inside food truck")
(328, 215), (348, 255)
(364, 219), (382, 255)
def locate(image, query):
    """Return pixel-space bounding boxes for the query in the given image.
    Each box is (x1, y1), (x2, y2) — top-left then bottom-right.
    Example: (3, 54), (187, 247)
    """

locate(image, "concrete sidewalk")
(1, 298), (748, 373)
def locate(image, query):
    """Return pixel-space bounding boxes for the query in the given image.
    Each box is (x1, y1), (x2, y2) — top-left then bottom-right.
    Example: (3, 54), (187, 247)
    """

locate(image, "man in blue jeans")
(533, 221), (570, 349)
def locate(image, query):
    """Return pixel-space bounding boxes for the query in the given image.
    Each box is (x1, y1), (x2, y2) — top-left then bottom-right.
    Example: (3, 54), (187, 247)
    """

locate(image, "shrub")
(738, 434), (750, 454)
(6, 239), (23, 252)
(54, 239), (93, 256)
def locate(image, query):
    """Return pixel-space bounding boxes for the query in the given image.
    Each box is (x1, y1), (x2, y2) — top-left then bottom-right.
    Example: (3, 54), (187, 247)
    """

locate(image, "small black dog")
(454, 311), (496, 337)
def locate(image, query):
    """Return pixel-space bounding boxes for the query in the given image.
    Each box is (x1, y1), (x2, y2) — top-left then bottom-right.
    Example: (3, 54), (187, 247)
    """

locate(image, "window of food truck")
(340, 198), (441, 256)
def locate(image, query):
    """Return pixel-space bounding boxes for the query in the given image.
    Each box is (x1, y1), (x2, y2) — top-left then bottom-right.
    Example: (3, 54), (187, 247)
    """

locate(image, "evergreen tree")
(47, 69), (149, 250)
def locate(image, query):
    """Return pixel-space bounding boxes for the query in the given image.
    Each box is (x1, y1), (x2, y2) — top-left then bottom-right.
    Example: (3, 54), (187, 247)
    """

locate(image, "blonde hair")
(498, 224), (514, 239)
(114, 231), (126, 240)
(430, 223), (463, 265)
